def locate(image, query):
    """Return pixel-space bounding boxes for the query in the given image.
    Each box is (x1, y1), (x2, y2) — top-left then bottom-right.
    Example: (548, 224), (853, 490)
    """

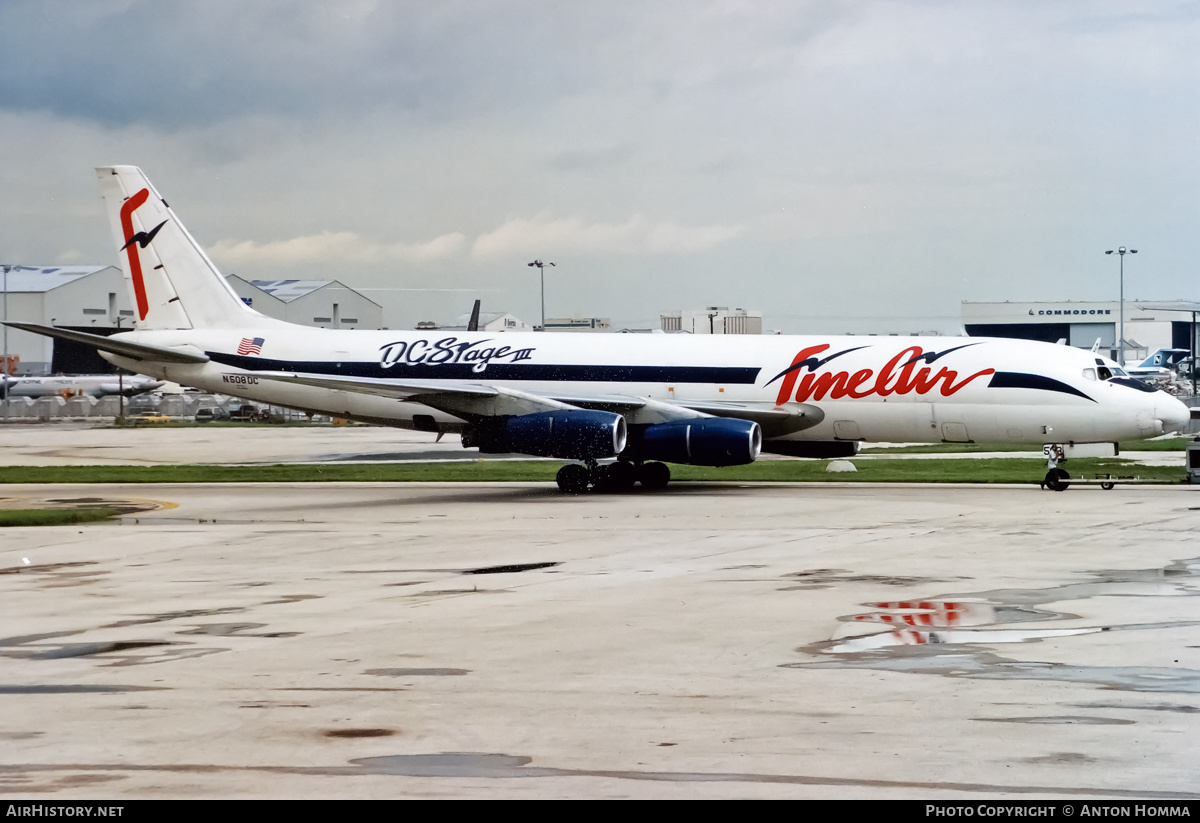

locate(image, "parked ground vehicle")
(194, 406), (231, 422)
(229, 404), (268, 422)
(129, 410), (171, 425)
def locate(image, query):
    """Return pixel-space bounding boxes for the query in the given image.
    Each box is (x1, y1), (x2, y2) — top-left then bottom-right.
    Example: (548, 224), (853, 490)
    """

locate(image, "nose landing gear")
(1042, 467), (1071, 491)
(1041, 444), (1070, 491)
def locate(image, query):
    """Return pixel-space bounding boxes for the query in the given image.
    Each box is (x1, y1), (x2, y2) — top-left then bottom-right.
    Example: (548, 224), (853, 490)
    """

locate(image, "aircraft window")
(1112, 367), (1128, 376)
(1097, 366), (1112, 380)
(1083, 368), (1096, 380)
(1095, 358), (1105, 366)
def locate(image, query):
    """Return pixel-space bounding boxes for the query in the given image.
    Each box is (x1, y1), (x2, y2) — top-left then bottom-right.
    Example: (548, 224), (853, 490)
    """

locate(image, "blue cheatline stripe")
(206, 353), (762, 385)
(988, 372), (1095, 402)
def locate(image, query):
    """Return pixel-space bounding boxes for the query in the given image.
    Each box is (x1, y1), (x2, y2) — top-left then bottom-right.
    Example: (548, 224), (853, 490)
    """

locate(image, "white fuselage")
(102, 326), (1190, 445)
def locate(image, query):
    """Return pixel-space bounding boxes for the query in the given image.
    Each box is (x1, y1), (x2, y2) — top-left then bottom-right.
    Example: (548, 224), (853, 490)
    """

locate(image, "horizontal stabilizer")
(3, 322), (209, 364)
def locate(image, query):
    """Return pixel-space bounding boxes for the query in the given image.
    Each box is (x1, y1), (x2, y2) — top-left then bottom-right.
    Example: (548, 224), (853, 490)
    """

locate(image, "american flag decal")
(237, 337), (265, 356)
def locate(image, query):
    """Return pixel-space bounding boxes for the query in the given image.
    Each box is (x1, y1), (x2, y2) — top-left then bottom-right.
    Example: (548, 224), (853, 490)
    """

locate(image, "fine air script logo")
(379, 337), (536, 373)
(766, 343), (995, 405)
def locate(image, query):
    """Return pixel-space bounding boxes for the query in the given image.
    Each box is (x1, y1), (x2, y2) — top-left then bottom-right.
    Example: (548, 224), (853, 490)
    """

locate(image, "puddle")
(1019, 753), (1100, 764)
(786, 556), (1200, 695)
(351, 752), (540, 777)
(365, 668), (470, 677)
(43, 497), (167, 515)
(1074, 701), (1200, 714)
(0, 630), (85, 647)
(462, 562), (560, 575)
(976, 715), (1135, 725)
(176, 623), (300, 638)
(409, 588), (506, 597)
(103, 607), (247, 628)
(5, 752), (1198, 798)
(1, 641), (173, 661)
(0, 685), (167, 694)
(324, 728), (396, 738)
(780, 568), (961, 590)
(0, 561), (97, 576)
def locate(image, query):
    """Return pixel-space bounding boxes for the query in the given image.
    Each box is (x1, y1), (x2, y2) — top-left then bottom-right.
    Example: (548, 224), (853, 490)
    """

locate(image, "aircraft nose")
(1158, 395), (1192, 435)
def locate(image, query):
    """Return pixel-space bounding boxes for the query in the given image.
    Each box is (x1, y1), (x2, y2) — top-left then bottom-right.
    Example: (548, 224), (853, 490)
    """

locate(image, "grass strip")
(862, 438), (1189, 454)
(0, 458), (1184, 485)
(0, 507), (122, 527)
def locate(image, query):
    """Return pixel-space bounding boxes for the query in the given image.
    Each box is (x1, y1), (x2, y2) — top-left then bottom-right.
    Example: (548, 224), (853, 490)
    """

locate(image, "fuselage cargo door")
(940, 422), (971, 443)
(833, 420), (862, 440)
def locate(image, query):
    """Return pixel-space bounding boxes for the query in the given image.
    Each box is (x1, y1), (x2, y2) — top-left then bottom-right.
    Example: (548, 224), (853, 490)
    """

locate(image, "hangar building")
(1, 267), (383, 375)
(963, 300), (1200, 363)
(661, 307), (763, 335)
(1, 266), (133, 374)
(225, 277), (383, 329)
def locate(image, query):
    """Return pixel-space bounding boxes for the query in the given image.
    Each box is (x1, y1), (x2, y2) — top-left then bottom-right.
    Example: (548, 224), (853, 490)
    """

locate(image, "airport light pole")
(527, 259), (555, 331)
(2, 264), (9, 417)
(1105, 246), (1137, 364)
(116, 316), (124, 424)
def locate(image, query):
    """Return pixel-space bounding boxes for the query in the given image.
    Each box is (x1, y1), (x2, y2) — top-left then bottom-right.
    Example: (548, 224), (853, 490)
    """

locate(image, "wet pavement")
(1, 480), (1199, 798)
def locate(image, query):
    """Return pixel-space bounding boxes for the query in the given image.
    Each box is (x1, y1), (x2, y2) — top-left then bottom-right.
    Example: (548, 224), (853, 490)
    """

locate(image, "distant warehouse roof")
(0, 265), (116, 292)
(248, 279), (332, 301)
(248, 279), (381, 308)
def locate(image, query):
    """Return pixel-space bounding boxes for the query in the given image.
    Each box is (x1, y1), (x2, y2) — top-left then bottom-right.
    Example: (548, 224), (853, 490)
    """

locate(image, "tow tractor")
(1039, 440), (1199, 491)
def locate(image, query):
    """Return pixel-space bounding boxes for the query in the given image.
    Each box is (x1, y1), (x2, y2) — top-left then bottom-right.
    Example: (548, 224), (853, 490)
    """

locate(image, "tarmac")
(2, 425), (1200, 799)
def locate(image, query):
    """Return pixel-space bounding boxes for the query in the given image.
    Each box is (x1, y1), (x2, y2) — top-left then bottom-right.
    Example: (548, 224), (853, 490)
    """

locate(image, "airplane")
(4, 166), (1192, 493)
(1124, 348), (1191, 379)
(0, 373), (164, 399)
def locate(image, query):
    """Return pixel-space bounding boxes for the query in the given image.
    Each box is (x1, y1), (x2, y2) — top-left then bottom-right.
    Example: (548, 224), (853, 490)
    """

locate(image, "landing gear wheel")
(590, 463), (612, 492)
(604, 461), (638, 492)
(640, 461), (671, 489)
(1044, 468), (1070, 492)
(1100, 481), (1115, 491)
(556, 464), (590, 494)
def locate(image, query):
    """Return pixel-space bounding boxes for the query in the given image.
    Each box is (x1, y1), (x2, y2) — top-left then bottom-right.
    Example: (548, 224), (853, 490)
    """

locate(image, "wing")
(254, 371), (823, 434)
(252, 371), (573, 418)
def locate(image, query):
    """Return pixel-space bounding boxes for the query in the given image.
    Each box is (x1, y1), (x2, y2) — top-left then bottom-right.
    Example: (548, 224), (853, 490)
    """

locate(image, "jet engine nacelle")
(637, 418), (762, 467)
(761, 440), (860, 459)
(464, 409), (627, 460)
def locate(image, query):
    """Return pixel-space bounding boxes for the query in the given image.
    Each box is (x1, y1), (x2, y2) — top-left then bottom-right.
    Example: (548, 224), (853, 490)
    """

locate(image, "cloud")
(208, 230), (466, 266)
(472, 214), (744, 259)
(208, 214), (744, 269)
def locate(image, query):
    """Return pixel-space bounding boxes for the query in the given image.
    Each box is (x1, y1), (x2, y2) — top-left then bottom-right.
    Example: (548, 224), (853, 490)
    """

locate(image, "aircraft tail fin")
(96, 166), (279, 330)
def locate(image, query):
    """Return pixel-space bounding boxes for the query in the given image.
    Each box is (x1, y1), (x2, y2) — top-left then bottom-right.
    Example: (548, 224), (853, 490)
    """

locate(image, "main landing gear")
(555, 460), (671, 494)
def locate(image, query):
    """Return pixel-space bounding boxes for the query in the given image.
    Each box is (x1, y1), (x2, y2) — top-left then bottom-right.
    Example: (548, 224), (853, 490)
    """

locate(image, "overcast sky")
(2, 1), (1197, 332)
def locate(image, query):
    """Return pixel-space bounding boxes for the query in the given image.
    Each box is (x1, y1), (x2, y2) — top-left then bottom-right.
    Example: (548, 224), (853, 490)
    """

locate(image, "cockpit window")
(1083, 368), (1096, 380)
(1097, 366), (1112, 380)
(1112, 367), (1128, 376)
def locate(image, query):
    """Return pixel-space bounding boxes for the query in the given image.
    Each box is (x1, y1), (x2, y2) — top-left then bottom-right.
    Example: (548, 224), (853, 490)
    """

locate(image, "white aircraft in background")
(5, 166), (1191, 493)
(1124, 348), (1191, 379)
(0, 373), (163, 399)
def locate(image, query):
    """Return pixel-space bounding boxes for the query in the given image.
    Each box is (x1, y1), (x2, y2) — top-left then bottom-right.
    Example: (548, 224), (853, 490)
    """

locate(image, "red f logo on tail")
(119, 188), (154, 320)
